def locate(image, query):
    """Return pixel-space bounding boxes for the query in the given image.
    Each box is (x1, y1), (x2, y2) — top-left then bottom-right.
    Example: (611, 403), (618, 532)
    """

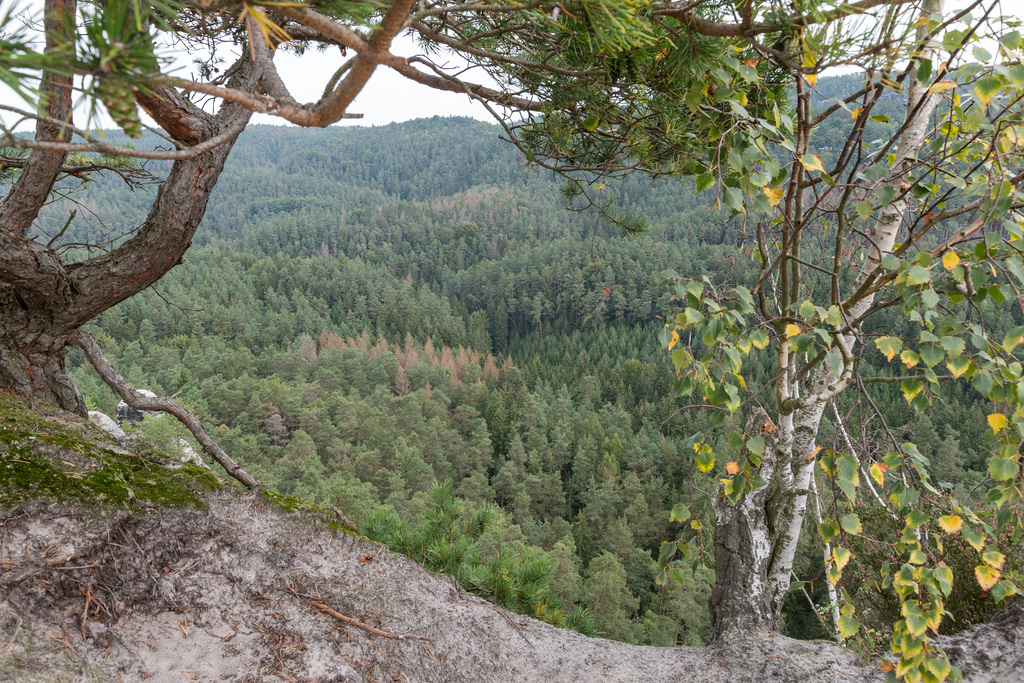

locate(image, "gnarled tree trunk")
(0, 0), (255, 414)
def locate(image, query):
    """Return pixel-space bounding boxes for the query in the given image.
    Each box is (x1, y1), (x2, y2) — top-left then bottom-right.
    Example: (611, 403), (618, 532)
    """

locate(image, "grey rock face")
(88, 410), (128, 443)
(177, 438), (209, 469)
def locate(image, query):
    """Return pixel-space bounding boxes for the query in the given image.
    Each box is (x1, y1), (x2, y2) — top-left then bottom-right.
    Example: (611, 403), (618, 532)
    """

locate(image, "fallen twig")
(300, 596), (432, 642)
(0, 617), (22, 655)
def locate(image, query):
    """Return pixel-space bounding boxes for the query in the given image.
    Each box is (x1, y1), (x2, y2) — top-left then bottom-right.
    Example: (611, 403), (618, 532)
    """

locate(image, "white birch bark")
(711, 0), (945, 640)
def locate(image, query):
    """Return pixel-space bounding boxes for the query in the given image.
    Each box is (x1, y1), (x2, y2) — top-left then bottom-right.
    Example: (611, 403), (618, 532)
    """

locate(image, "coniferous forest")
(35, 108), (1012, 647)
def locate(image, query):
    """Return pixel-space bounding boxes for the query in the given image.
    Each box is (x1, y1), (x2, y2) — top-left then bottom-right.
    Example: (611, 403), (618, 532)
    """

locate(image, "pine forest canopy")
(2, 1), (1024, 682)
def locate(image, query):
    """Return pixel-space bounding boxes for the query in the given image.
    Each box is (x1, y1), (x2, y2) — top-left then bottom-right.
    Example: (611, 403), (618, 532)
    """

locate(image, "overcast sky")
(0, 9), (497, 134)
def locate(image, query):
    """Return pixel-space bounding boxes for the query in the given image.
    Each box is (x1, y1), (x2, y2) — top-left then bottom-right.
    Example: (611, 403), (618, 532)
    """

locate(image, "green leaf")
(670, 503), (691, 523)
(695, 172), (715, 194)
(974, 77), (1002, 106)
(962, 526), (986, 552)
(906, 266), (931, 286)
(746, 436), (765, 456)
(694, 446), (715, 473)
(940, 336), (965, 356)
(875, 336), (903, 362)
(1004, 325), (1024, 352)
(855, 200), (874, 221)
(902, 602), (928, 638)
(723, 186), (746, 214)
(658, 540), (677, 565)
(989, 457), (1018, 482)
(946, 356), (971, 379)
(838, 615), (860, 639)
(819, 519), (840, 543)
(841, 514), (862, 535)
(919, 345), (945, 368)
(750, 329), (770, 349)
(934, 567), (954, 597)
(906, 510), (930, 528)
(901, 380), (924, 403)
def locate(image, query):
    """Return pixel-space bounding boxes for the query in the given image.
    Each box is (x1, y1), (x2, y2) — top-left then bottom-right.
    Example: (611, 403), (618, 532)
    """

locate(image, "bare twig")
(0, 618), (22, 656)
(301, 597), (433, 642)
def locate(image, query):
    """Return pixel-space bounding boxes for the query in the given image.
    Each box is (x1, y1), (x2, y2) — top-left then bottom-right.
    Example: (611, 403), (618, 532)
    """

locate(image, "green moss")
(0, 394), (219, 513)
(261, 489), (360, 536)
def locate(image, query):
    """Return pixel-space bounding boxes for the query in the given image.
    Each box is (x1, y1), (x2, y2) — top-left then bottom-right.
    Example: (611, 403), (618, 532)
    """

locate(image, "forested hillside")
(36, 106), (1010, 647)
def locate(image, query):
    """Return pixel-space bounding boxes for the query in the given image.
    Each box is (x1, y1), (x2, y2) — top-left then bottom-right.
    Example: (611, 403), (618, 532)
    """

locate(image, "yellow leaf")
(942, 250), (960, 270)
(900, 350), (919, 369)
(800, 155), (825, 173)
(805, 74), (818, 86)
(832, 546), (851, 572)
(785, 324), (801, 339)
(975, 565), (1001, 591)
(988, 413), (1008, 433)
(763, 186), (784, 207)
(982, 550), (1006, 570)
(929, 80), (958, 93)
(690, 520), (702, 530)
(669, 329), (680, 350)
(869, 462), (885, 486)
(851, 107), (861, 119)
(726, 461), (740, 475)
(937, 515), (963, 534)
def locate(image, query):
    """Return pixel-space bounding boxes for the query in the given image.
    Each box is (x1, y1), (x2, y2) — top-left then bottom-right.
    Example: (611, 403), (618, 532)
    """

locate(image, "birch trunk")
(709, 0), (944, 641)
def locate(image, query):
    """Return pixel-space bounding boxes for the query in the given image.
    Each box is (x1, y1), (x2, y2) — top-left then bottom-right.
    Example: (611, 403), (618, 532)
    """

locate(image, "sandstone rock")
(88, 410), (128, 443)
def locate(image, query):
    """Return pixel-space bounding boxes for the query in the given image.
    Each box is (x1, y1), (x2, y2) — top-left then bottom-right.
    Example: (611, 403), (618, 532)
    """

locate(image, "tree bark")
(710, 408), (780, 640)
(0, 48), (256, 414)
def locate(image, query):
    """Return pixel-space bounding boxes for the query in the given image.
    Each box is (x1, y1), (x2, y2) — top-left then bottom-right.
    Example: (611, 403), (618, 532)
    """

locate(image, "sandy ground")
(0, 492), (897, 683)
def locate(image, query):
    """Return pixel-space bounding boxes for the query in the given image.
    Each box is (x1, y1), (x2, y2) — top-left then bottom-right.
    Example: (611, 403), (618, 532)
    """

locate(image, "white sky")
(0, 3), (495, 134)
(267, 36), (496, 127)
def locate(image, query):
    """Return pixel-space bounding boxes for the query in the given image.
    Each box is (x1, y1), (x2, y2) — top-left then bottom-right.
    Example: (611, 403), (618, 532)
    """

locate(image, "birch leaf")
(937, 515), (963, 533)
(975, 565), (1001, 591)
(875, 336), (902, 361)
(833, 546), (851, 572)
(838, 615), (860, 639)
(906, 266), (931, 286)
(800, 154), (825, 172)
(987, 413), (1008, 433)
(669, 503), (690, 523)
(962, 526), (985, 552)
(841, 514), (862, 535)
(974, 77), (1001, 106)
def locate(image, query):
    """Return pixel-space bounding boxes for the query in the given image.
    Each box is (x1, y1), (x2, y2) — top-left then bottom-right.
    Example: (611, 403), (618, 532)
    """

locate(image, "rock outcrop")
(88, 410), (127, 443)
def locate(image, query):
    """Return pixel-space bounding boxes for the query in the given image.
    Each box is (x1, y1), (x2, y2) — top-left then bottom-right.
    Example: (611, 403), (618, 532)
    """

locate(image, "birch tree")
(586, 1), (1024, 679)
